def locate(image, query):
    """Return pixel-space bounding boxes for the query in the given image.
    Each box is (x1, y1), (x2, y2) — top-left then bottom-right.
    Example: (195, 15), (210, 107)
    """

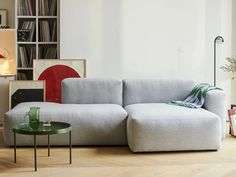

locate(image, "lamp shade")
(0, 53), (5, 59)
(0, 30), (16, 76)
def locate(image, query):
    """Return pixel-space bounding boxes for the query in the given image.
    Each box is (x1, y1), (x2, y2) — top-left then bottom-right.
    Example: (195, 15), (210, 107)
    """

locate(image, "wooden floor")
(1, 128), (236, 177)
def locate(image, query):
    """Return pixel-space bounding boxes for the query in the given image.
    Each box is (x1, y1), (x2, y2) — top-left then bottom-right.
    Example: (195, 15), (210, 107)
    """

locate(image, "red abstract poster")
(38, 65), (80, 103)
(34, 59), (86, 103)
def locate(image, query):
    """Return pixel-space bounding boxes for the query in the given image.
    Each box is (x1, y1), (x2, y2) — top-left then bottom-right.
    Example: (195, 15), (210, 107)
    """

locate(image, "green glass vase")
(29, 107), (40, 130)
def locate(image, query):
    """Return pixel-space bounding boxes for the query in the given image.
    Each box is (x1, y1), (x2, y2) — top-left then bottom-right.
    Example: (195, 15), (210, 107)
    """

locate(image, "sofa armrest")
(204, 90), (227, 138)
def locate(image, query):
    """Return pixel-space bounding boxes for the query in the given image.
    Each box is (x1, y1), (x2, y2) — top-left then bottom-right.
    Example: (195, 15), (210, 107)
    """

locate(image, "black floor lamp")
(214, 36), (224, 86)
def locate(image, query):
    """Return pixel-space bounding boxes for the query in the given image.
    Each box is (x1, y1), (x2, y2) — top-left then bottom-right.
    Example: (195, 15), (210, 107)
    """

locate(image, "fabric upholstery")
(62, 78), (123, 105)
(123, 79), (195, 106)
(3, 78), (226, 153)
(204, 90), (227, 138)
(4, 102), (128, 146)
(125, 103), (221, 152)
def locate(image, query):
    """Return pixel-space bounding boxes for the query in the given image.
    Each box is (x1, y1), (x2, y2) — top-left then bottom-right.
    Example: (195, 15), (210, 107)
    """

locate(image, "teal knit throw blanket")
(170, 83), (222, 109)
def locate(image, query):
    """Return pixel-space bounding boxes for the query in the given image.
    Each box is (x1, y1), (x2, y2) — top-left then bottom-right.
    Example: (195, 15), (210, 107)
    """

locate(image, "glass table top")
(13, 121), (72, 135)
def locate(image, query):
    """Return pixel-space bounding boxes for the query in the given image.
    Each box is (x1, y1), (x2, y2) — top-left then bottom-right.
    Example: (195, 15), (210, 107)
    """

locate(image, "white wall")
(232, 0), (236, 57)
(231, 0), (236, 104)
(60, 0), (232, 105)
(0, 0), (15, 28)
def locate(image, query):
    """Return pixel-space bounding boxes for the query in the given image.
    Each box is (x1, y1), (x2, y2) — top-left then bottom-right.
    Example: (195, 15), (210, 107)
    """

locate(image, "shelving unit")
(16, 0), (60, 80)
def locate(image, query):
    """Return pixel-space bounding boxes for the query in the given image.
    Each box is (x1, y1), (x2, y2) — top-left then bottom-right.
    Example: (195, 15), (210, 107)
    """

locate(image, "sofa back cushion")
(123, 79), (195, 106)
(62, 78), (123, 105)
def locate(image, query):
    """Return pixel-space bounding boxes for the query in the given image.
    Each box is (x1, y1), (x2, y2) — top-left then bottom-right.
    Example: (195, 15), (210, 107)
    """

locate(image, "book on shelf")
(19, 46), (29, 67)
(18, 0), (35, 16)
(18, 20), (36, 42)
(17, 72), (28, 80)
(39, 20), (50, 41)
(39, 20), (57, 42)
(51, 21), (57, 42)
(17, 29), (30, 41)
(18, 45), (36, 68)
(38, 46), (57, 59)
(39, 0), (57, 16)
(50, 0), (57, 16)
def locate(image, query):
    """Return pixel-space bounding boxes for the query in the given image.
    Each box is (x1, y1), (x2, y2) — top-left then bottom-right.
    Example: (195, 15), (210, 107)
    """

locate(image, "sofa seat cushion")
(125, 103), (221, 152)
(4, 102), (128, 146)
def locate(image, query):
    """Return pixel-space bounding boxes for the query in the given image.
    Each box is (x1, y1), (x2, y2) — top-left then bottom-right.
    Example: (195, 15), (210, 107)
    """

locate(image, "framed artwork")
(9, 81), (45, 109)
(33, 59), (86, 103)
(0, 9), (7, 27)
(228, 108), (236, 136)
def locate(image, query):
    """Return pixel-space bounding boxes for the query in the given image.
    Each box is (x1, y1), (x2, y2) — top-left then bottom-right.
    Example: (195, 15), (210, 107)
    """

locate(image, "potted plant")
(221, 57), (236, 79)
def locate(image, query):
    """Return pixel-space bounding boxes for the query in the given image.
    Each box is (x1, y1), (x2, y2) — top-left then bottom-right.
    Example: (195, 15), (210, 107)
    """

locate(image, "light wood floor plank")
(0, 127), (236, 177)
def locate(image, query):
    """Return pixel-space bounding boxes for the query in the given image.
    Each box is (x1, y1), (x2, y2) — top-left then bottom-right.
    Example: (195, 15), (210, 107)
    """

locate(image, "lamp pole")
(214, 36), (224, 86)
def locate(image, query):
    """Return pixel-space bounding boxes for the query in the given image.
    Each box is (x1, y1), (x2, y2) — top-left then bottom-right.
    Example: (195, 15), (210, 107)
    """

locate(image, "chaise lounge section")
(123, 79), (226, 152)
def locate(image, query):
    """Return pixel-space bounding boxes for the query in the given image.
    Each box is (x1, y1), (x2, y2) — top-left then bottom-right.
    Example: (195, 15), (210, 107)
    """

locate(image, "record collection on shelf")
(18, 45), (36, 68)
(16, 0), (59, 80)
(39, 19), (57, 42)
(17, 70), (33, 80)
(38, 45), (57, 59)
(18, 20), (36, 42)
(39, 0), (57, 16)
(17, 0), (36, 16)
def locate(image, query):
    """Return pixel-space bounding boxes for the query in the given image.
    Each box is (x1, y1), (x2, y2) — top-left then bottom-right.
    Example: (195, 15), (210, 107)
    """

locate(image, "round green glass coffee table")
(13, 121), (72, 171)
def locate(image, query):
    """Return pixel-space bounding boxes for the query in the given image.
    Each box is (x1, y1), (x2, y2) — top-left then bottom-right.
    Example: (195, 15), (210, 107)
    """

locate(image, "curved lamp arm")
(214, 36), (224, 86)
(214, 36), (224, 44)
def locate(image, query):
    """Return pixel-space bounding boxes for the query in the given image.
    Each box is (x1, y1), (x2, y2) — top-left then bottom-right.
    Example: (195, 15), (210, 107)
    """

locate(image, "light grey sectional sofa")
(4, 78), (226, 152)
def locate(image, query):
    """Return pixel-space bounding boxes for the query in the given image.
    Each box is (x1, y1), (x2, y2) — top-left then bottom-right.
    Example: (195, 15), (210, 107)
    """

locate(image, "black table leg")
(69, 131), (72, 164)
(14, 130), (16, 163)
(34, 135), (37, 171)
(48, 135), (50, 157)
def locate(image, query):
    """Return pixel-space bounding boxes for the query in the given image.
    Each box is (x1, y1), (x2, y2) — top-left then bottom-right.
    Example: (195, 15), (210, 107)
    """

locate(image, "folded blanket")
(170, 83), (222, 108)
